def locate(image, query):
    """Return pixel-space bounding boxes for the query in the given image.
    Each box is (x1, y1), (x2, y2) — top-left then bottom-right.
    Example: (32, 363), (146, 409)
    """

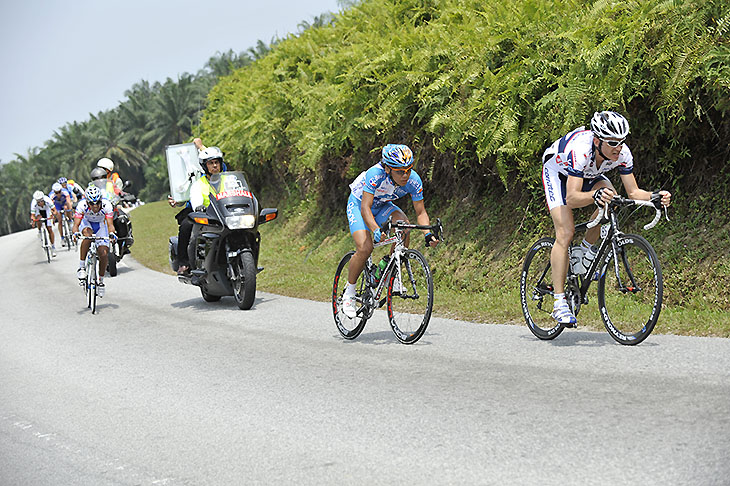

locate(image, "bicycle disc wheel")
(520, 237), (565, 340)
(387, 249), (434, 344)
(332, 251), (368, 339)
(597, 234), (662, 345)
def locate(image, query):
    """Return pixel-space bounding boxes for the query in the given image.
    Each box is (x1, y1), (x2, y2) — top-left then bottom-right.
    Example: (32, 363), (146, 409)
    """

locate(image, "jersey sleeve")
(618, 146), (634, 175)
(407, 172), (425, 201)
(362, 166), (385, 196)
(103, 200), (114, 217)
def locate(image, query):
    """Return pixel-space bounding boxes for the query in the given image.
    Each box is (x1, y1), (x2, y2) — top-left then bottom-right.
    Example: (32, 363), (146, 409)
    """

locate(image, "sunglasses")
(389, 165), (413, 174)
(89, 201), (102, 206)
(601, 138), (625, 147)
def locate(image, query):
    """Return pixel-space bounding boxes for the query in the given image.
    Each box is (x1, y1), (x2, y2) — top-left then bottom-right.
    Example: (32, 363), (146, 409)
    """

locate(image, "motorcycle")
(168, 171), (278, 310)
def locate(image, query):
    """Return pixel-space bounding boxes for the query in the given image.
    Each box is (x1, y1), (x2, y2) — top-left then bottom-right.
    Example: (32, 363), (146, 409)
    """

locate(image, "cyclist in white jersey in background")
(541, 111), (672, 326)
(341, 144), (440, 318)
(72, 186), (116, 297)
(30, 190), (58, 257)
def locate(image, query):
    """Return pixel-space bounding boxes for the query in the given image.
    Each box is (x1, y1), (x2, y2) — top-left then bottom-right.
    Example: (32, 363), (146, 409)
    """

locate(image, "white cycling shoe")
(552, 301), (577, 327)
(342, 294), (358, 319)
(97, 283), (105, 297)
(77, 268), (87, 280)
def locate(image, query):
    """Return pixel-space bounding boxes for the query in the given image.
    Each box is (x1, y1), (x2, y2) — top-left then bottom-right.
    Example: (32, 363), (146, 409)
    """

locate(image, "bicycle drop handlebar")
(586, 195), (669, 231)
(379, 218), (444, 241)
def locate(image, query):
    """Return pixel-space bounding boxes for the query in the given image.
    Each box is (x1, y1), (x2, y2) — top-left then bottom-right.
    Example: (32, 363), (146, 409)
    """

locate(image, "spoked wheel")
(87, 259), (97, 313)
(42, 227), (51, 263)
(63, 220), (73, 251)
(386, 249), (434, 344)
(520, 237), (565, 340)
(233, 252), (257, 310)
(332, 251), (369, 340)
(597, 234), (663, 345)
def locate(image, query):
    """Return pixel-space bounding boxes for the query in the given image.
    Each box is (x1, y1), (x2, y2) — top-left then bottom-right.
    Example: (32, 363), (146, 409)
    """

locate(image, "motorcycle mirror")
(258, 208), (278, 224)
(124, 180), (132, 188)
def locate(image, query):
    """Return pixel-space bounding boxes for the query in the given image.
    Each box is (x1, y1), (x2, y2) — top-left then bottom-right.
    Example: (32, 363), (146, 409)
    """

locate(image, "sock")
(345, 282), (357, 296)
(99, 276), (104, 284)
(554, 292), (566, 305)
(79, 260), (85, 269)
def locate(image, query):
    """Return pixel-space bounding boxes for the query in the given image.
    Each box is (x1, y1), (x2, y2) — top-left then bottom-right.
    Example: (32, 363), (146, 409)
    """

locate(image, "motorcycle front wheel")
(233, 252), (256, 310)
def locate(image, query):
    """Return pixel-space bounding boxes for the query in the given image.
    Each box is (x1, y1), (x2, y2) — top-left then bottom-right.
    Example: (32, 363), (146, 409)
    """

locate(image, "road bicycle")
(520, 195), (669, 345)
(61, 211), (76, 251)
(332, 219), (443, 344)
(78, 235), (113, 314)
(35, 217), (53, 263)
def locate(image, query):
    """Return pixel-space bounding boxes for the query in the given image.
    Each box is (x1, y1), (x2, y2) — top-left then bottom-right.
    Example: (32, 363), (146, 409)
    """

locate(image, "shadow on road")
(519, 330), (659, 347)
(336, 330), (435, 346)
(170, 295), (274, 312)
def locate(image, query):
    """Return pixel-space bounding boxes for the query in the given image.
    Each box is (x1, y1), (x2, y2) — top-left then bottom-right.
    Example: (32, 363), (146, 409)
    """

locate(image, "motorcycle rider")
(72, 186), (116, 298)
(30, 190), (58, 257)
(169, 138), (224, 275)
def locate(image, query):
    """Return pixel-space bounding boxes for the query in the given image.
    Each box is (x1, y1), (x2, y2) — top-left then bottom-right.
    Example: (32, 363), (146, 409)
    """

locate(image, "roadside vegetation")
(5, 0), (729, 333)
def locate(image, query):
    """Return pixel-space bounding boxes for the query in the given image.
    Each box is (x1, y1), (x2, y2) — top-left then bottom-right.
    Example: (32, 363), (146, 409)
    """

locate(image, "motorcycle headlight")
(226, 214), (256, 229)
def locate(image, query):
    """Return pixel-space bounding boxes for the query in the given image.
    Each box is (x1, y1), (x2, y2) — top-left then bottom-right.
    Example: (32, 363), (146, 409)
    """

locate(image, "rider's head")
(590, 111), (629, 161)
(52, 182), (63, 194)
(57, 177), (68, 186)
(33, 190), (45, 203)
(381, 144), (414, 186)
(199, 146), (225, 176)
(85, 186), (103, 208)
(90, 167), (107, 181)
(97, 157), (114, 175)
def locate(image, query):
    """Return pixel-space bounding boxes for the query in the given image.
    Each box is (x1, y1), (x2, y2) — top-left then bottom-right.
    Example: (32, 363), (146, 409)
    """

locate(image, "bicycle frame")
(572, 197), (667, 304)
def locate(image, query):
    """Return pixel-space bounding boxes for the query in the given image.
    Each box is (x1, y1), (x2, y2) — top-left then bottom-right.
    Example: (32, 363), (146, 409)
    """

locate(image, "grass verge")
(130, 200), (730, 337)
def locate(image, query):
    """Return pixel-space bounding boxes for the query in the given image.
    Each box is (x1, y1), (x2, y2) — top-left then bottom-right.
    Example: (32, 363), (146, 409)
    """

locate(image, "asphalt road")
(1, 228), (729, 485)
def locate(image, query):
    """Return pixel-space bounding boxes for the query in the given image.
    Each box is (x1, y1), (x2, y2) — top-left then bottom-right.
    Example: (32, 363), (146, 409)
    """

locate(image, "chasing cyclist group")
(30, 111), (671, 327)
(30, 158), (125, 297)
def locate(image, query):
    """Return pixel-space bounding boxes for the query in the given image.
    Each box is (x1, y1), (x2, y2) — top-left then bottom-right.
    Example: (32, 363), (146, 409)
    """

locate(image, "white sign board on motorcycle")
(165, 142), (203, 202)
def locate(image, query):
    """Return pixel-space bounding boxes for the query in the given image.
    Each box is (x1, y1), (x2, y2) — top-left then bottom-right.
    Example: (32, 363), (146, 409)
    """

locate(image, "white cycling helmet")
(33, 190), (45, 201)
(52, 182), (63, 192)
(97, 157), (114, 171)
(590, 111), (630, 140)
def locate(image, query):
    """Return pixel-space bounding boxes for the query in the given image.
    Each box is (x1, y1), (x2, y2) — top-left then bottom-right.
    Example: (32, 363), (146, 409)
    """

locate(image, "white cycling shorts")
(542, 164), (608, 212)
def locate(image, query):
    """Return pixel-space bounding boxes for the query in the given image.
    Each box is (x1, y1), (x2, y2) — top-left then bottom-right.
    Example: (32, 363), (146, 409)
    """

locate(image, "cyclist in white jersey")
(30, 190), (58, 257)
(541, 111), (671, 326)
(71, 186), (116, 297)
(341, 144), (440, 318)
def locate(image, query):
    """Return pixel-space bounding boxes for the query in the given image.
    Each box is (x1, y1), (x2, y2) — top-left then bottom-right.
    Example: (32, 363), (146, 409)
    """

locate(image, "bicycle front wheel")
(42, 227), (51, 263)
(387, 249), (434, 344)
(520, 237), (565, 340)
(332, 251), (368, 340)
(597, 234), (662, 345)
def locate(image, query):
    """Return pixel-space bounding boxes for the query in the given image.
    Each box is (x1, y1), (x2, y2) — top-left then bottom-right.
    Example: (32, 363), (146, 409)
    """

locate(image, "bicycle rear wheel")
(597, 234), (662, 345)
(520, 237), (565, 340)
(387, 249), (433, 344)
(332, 251), (369, 340)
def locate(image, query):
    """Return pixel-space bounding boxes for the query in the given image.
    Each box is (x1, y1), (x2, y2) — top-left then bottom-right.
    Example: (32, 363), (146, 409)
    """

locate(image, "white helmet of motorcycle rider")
(97, 157), (114, 172)
(198, 146), (225, 175)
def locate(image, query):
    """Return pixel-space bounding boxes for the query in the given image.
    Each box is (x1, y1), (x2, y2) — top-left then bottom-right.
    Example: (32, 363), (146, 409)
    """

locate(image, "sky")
(0, 0), (342, 165)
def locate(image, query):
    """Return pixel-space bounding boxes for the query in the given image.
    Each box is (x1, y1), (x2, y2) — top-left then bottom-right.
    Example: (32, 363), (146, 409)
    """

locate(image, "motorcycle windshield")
(90, 180), (120, 206)
(208, 172), (255, 214)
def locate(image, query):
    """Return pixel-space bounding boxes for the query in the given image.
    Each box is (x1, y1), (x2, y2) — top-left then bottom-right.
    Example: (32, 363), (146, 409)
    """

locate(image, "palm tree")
(141, 75), (202, 155)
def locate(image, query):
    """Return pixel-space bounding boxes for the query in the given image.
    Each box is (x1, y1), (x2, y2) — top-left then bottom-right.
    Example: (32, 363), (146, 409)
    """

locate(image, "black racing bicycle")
(520, 195), (669, 345)
(332, 219), (443, 344)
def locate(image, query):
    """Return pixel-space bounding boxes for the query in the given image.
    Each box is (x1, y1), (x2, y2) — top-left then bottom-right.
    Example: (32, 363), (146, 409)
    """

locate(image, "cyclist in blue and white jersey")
(341, 144), (440, 318)
(541, 111), (672, 326)
(71, 186), (116, 297)
(58, 177), (81, 205)
(30, 190), (58, 257)
(49, 182), (73, 242)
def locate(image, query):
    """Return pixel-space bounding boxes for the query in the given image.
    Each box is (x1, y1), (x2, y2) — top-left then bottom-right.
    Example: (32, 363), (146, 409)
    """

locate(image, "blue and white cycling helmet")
(381, 144), (414, 169)
(52, 182), (63, 192)
(85, 185), (102, 204)
(58, 177), (68, 184)
(590, 111), (630, 140)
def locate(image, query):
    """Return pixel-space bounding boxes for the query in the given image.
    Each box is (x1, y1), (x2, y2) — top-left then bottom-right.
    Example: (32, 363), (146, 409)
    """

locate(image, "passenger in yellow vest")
(174, 138), (224, 275)
(89, 167), (117, 202)
(97, 157), (123, 195)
